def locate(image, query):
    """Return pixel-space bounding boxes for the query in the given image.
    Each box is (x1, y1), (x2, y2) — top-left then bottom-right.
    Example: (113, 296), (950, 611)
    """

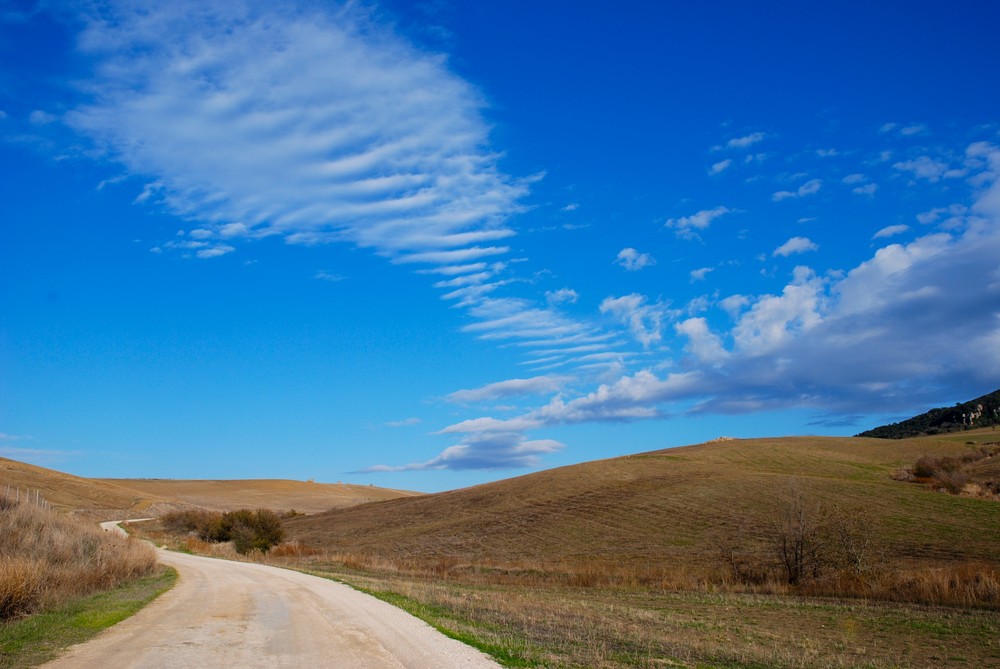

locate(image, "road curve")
(44, 523), (501, 669)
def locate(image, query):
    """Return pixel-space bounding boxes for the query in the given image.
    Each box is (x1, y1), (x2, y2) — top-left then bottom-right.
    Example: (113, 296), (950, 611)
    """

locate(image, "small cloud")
(797, 217), (817, 224)
(893, 156), (952, 182)
(665, 206), (733, 240)
(446, 376), (568, 403)
(772, 179), (822, 202)
(709, 159), (732, 175)
(689, 267), (714, 282)
(773, 236), (818, 257)
(315, 270), (346, 281)
(852, 183), (878, 197)
(386, 417), (422, 427)
(726, 132), (765, 149)
(816, 148), (839, 158)
(879, 122), (898, 134)
(873, 224), (909, 239)
(900, 124), (928, 136)
(842, 173), (867, 185)
(0, 110), (8, 120)
(561, 203), (579, 212)
(719, 294), (750, 317)
(615, 247), (656, 271)
(546, 288), (579, 306)
(916, 205), (967, 225)
(600, 293), (672, 348)
(29, 109), (56, 125)
(195, 245), (235, 259)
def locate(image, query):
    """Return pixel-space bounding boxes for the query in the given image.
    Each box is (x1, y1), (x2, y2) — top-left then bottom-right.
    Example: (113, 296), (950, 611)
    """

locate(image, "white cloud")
(893, 156), (958, 182)
(726, 132), (765, 149)
(719, 294), (750, 317)
(446, 376), (568, 403)
(852, 183), (878, 196)
(816, 148), (839, 158)
(545, 288), (579, 306)
(665, 206), (733, 240)
(772, 179), (822, 202)
(615, 247), (655, 271)
(842, 173), (867, 185)
(900, 124), (928, 136)
(689, 267), (714, 282)
(386, 417), (422, 427)
(365, 431), (564, 471)
(773, 236), (819, 257)
(873, 224), (909, 239)
(709, 159), (731, 175)
(314, 270), (346, 282)
(535, 371), (700, 424)
(675, 318), (728, 363)
(68, 1), (527, 264)
(29, 109), (56, 124)
(561, 203), (579, 212)
(731, 266), (825, 354)
(600, 294), (673, 348)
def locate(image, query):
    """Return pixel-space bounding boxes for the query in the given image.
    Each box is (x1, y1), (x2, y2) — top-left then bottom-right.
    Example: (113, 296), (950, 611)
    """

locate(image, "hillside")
(285, 433), (1000, 568)
(96, 477), (420, 514)
(857, 388), (1000, 438)
(0, 456), (417, 517)
(0, 457), (166, 517)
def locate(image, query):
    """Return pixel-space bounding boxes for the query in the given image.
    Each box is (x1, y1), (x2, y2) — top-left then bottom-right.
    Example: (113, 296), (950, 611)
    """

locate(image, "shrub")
(161, 508), (285, 554)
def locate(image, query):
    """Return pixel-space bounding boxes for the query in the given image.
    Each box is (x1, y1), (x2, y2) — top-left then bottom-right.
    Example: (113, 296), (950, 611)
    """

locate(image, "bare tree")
(766, 480), (827, 585)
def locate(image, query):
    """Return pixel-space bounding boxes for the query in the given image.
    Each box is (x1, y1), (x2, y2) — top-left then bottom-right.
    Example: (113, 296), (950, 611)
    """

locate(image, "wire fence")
(1, 485), (52, 510)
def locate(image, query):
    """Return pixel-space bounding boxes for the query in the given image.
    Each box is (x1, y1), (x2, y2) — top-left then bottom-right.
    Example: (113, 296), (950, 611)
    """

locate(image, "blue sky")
(2, 0), (999, 492)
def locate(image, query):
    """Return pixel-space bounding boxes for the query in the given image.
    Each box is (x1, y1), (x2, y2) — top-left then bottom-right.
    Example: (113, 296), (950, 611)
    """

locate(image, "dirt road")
(43, 523), (501, 668)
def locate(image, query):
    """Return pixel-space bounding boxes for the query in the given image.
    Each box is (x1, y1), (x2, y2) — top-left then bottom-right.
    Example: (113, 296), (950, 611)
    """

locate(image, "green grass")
(292, 563), (1000, 668)
(0, 566), (176, 669)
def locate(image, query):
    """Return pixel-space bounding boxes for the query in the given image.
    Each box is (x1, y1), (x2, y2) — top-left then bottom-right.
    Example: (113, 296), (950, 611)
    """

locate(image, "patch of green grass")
(355, 586), (541, 668)
(0, 566), (176, 669)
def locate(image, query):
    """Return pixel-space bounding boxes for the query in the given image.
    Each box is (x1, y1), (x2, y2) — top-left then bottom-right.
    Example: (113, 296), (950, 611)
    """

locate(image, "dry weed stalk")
(0, 500), (158, 619)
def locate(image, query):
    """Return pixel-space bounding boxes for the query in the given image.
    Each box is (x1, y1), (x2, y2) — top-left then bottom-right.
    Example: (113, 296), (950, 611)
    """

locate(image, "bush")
(160, 508), (284, 554)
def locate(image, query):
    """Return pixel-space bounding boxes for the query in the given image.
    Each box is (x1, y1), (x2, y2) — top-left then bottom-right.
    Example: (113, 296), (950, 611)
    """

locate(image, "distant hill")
(285, 434), (1000, 568)
(0, 456), (417, 518)
(857, 388), (1000, 439)
(96, 477), (420, 514)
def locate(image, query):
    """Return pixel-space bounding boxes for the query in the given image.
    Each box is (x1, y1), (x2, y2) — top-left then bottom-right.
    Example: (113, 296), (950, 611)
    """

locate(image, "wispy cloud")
(709, 159), (731, 175)
(545, 288), (579, 306)
(773, 236), (819, 257)
(772, 179), (822, 201)
(70, 2), (527, 265)
(386, 417), (422, 427)
(893, 156), (964, 182)
(600, 294), (673, 348)
(665, 206), (733, 240)
(615, 247), (655, 271)
(873, 224), (909, 239)
(446, 376), (569, 403)
(726, 132), (765, 149)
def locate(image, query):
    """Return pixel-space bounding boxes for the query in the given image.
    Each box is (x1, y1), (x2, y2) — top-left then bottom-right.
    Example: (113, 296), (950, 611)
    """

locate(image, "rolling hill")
(95, 477), (420, 514)
(0, 456), (417, 517)
(284, 432), (1000, 568)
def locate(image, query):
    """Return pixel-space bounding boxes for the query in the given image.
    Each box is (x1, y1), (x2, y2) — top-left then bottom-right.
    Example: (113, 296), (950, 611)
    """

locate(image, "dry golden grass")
(286, 434), (1000, 573)
(1, 454), (418, 518)
(96, 477), (420, 514)
(0, 501), (158, 619)
(0, 458), (161, 517)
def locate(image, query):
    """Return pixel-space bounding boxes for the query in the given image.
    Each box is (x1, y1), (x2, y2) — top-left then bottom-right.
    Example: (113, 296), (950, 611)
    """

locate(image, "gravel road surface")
(42, 522), (501, 668)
